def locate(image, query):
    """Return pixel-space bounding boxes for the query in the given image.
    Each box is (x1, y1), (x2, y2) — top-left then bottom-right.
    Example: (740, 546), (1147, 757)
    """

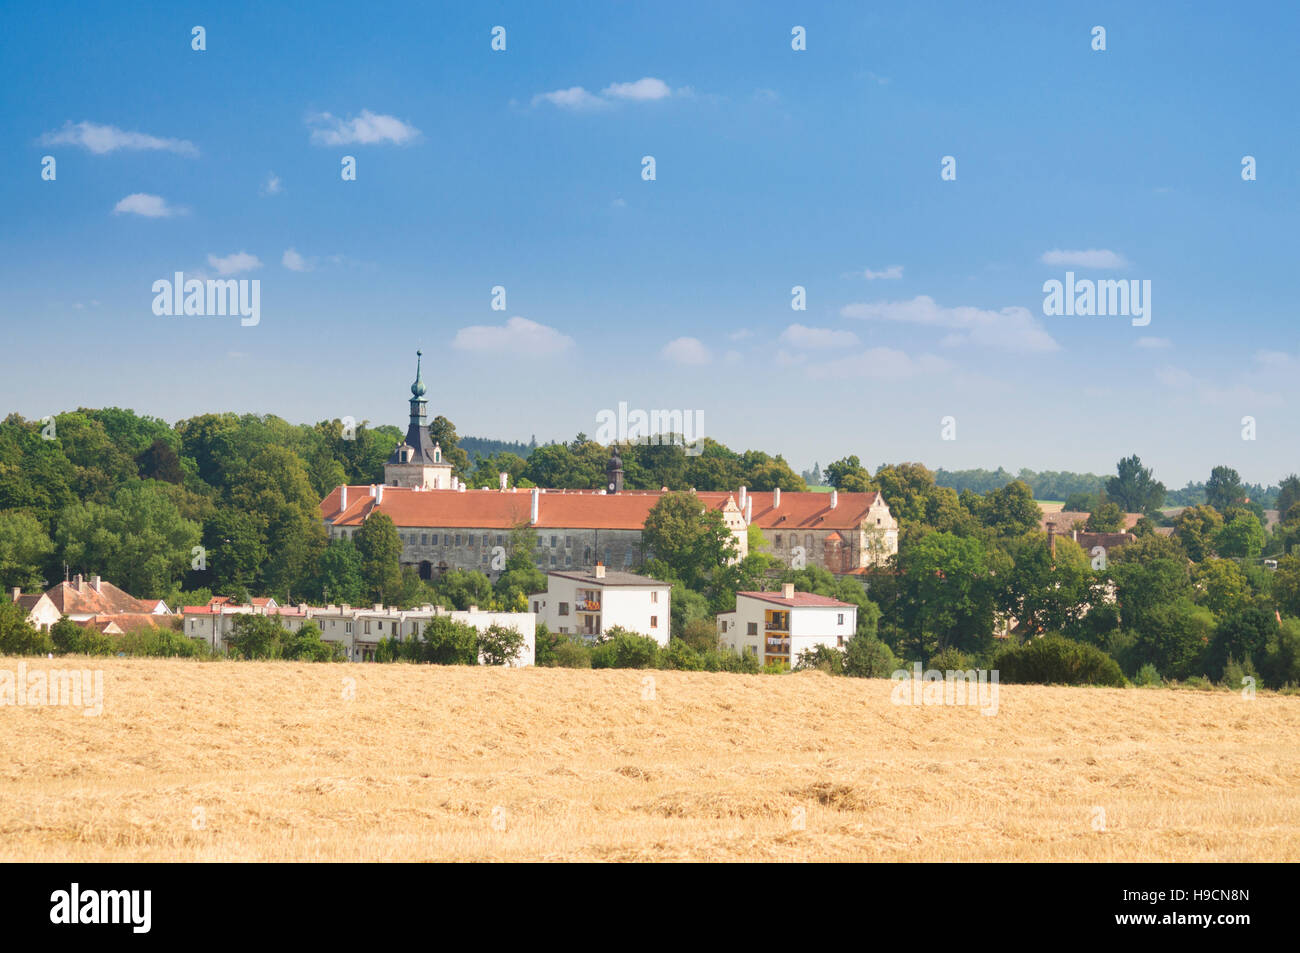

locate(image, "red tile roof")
(45, 579), (157, 615)
(737, 591), (856, 609)
(320, 486), (885, 532)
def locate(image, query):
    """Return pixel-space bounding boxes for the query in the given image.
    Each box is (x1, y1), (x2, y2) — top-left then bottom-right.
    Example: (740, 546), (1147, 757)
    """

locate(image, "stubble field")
(2, 657), (1297, 861)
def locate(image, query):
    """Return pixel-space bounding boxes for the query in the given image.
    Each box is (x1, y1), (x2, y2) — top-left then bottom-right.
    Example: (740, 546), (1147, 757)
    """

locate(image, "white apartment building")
(181, 599), (535, 666)
(716, 584), (857, 669)
(529, 566), (671, 646)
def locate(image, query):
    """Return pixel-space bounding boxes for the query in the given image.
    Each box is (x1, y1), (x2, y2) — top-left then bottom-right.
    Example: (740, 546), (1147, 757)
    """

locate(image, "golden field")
(1, 657), (1298, 861)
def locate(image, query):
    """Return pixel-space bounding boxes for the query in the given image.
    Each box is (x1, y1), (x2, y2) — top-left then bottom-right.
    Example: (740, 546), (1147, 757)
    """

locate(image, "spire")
(410, 349), (426, 399)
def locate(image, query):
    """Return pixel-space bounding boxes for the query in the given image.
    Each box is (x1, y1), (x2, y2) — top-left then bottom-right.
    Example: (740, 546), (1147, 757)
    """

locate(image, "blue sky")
(2, 1), (1297, 487)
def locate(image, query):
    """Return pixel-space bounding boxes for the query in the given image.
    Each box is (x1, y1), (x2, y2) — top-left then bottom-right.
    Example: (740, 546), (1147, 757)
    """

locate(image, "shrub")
(843, 636), (899, 678)
(994, 634), (1126, 687)
(533, 623), (558, 667)
(590, 628), (659, 669)
(478, 623), (525, 666)
(414, 616), (480, 665)
(552, 636), (592, 668)
(1132, 663), (1163, 687)
(0, 598), (53, 655)
(661, 637), (705, 671)
(929, 647), (974, 672)
(119, 626), (211, 658)
(1221, 656), (1257, 691)
(794, 644), (844, 675)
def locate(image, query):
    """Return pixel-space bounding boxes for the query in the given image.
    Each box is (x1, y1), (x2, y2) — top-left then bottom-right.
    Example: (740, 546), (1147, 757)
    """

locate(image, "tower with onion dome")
(383, 350), (455, 488)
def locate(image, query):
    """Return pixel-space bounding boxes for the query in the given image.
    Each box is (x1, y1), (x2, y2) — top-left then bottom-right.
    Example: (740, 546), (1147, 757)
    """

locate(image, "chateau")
(319, 354), (899, 580)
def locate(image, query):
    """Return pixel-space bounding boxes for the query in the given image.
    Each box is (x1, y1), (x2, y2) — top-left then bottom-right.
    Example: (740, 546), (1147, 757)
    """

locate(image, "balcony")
(765, 637), (790, 653)
(764, 621), (788, 632)
(577, 599), (602, 613)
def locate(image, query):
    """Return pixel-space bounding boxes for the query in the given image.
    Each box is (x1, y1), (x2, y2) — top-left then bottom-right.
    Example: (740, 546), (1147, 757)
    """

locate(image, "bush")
(1132, 663), (1163, 687)
(843, 636), (899, 678)
(590, 628), (659, 669)
(1221, 656), (1257, 691)
(661, 637), (705, 671)
(412, 616), (480, 665)
(794, 644), (844, 675)
(0, 598), (53, 655)
(929, 647), (974, 672)
(994, 634), (1126, 687)
(533, 623), (558, 666)
(478, 623), (526, 666)
(552, 636), (592, 668)
(118, 626), (211, 658)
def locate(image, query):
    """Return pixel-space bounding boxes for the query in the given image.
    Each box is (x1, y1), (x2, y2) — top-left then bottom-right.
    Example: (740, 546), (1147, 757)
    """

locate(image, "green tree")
(1105, 455), (1166, 514)
(1173, 504), (1224, 562)
(478, 623), (525, 665)
(1191, 558), (1251, 617)
(354, 512), (403, 605)
(312, 539), (365, 605)
(0, 511), (53, 591)
(1085, 502), (1125, 533)
(980, 480), (1041, 537)
(1215, 512), (1266, 560)
(415, 615), (480, 665)
(1275, 475), (1300, 524)
(825, 456), (875, 492)
(0, 597), (52, 655)
(1205, 466), (1246, 513)
(642, 491), (738, 591)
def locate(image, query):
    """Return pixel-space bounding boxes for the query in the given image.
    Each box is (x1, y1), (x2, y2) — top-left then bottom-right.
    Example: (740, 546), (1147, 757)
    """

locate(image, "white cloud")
(841, 295), (1060, 353)
(282, 248), (311, 272)
(207, 251), (263, 276)
(661, 337), (711, 365)
(533, 77), (675, 109)
(1135, 336), (1171, 349)
(40, 121), (198, 157)
(780, 324), (860, 349)
(261, 173), (282, 196)
(809, 347), (952, 380)
(452, 317), (574, 356)
(112, 193), (181, 218)
(1040, 249), (1129, 269)
(860, 264), (904, 280)
(532, 86), (606, 109)
(611, 197), (627, 209)
(308, 110), (421, 146)
(601, 77), (672, 101)
(1255, 350), (1299, 371)
(728, 329), (752, 341)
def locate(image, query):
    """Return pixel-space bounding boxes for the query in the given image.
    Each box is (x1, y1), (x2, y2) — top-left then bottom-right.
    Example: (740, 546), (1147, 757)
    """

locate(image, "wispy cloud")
(780, 324), (860, 349)
(601, 77), (672, 101)
(307, 109), (421, 146)
(282, 248), (312, 272)
(261, 173), (282, 196)
(841, 295), (1060, 353)
(452, 317), (574, 356)
(207, 251), (262, 276)
(1040, 249), (1129, 269)
(661, 337), (711, 365)
(40, 121), (198, 157)
(533, 77), (676, 110)
(858, 264), (904, 280)
(112, 193), (182, 218)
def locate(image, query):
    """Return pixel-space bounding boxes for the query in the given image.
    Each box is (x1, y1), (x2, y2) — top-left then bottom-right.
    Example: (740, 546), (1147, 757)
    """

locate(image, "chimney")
(499, 472), (508, 491)
(782, 582), (795, 599)
(1046, 521), (1057, 559)
(830, 489), (838, 509)
(773, 487), (781, 509)
(739, 486), (747, 509)
(459, 484), (466, 493)
(468, 604), (478, 613)
(745, 497), (752, 522)
(91, 575), (101, 592)
(530, 487), (540, 525)
(9, 587), (19, 602)
(594, 564), (606, 579)
(339, 485), (348, 511)
(368, 484), (376, 498)
(375, 485), (383, 504)
(451, 476), (459, 491)
(374, 603), (383, 611)
(74, 573), (84, 591)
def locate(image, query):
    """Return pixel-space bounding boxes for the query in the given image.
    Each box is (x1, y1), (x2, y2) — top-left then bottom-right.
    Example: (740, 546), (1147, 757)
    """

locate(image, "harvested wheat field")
(1, 657), (1298, 861)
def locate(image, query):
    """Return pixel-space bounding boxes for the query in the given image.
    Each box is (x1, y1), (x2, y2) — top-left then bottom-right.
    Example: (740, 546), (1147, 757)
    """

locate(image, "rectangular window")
(482, 535), (489, 547)
(650, 616), (658, 628)
(747, 622), (757, 636)
(565, 555), (572, 566)
(364, 621), (370, 634)
(345, 622), (353, 634)
(565, 536), (572, 547)
(421, 534), (428, 545)
(775, 535), (782, 547)
(550, 536), (557, 547)
(559, 603), (569, 616)
(497, 535), (504, 546)
(650, 591), (658, 603)
(455, 534), (461, 546)
(838, 613), (844, 625)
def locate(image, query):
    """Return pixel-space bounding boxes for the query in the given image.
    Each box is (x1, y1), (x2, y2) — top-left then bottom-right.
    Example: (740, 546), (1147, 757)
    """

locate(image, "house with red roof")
(716, 583), (858, 669)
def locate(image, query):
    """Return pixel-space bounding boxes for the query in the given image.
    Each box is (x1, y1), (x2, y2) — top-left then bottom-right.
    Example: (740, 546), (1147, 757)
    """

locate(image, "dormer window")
(434, 447), (441, 463)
